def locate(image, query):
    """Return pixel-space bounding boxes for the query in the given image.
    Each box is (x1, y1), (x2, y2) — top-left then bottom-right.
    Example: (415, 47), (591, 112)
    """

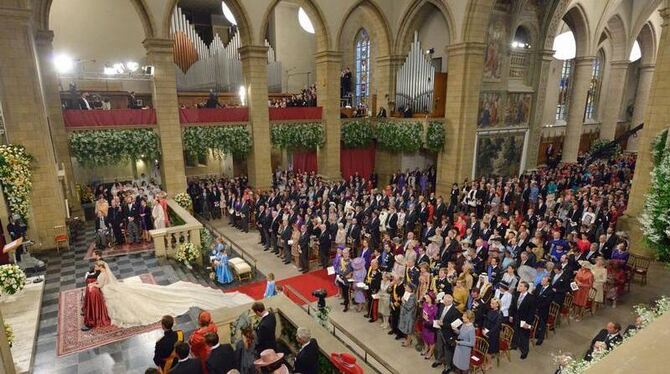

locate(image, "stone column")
(239, 45), (272, 189)
(34, 29), (82, 216)
(627, 63), (655, 152)
(435, 43), (486, 196)
(599, 60), (629, 140)
(0, 310), (15, 374)
(0, 5), (66, 249)
(525, 49), (555, 170)
(144, 38), (187, 194)
(561, 56), (595, 163)
(375, 55), (404, 112)
(315, 51), (342, 180)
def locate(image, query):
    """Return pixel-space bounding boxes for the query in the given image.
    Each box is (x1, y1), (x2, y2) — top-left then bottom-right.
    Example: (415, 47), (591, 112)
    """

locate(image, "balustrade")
(149, 199), (203, 265)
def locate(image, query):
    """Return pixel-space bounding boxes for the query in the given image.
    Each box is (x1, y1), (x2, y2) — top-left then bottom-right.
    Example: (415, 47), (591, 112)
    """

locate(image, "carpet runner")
(84, 240), (154, 260)
(231, 268), (339, 305)
(56, 273), (159, 357)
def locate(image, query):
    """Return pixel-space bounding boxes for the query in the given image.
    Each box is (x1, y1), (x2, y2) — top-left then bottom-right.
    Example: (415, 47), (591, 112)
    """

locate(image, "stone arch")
(259, 0), (330, 52)
(636, 22), (657, 65)
(511, 21), (539, 49)
(602, 14), (628, 61)
(395, 0), (455, 56)
(461, 0), (496, 44)
(561, 4), (591, 57)
(336, 0), (392, 58)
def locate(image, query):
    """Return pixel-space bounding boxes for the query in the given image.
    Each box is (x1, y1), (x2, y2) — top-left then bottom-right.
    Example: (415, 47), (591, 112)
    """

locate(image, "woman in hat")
(351, 257), (368, 312)
(378, 272), (392, 328)
(330, 352), (364, 374)
(592, 257), (608, 308)
(398, 283), (418, 347)
(453, 310), (476, 373)
(189, 311), (218, 371)
(420, 292), (438, 359)
(573, 261), (595, 321)
(254, 349), (289, 374)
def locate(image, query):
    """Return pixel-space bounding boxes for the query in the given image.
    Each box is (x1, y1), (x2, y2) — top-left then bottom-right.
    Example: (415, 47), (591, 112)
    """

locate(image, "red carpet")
(84, 240), (154, 260)
(57, 274), (160, 357)
(231, 268), (339, 305)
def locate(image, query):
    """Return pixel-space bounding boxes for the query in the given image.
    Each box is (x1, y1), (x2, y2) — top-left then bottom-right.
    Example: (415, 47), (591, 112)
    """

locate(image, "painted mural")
(483, 18), (506, 80)
(475, 132), (525, 178)
(503, 93), (532, 127)
(477, 92), (502, 128)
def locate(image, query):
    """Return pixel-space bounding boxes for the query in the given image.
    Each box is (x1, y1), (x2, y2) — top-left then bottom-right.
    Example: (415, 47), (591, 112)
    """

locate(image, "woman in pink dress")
(420, 292), (438, 360)
(573, 262), (594, 321)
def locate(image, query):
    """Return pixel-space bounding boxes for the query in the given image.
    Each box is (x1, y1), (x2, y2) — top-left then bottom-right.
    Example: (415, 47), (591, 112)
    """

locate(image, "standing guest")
(107, 199), (124, 245)
(254, 349), (289, 374)
(433, 294), (461, 373)
(152, 197), (166, 229)
(453, 279), (469, 313)
(606, 261), (626, 307)
(364, 259), (382, 322)
(533, 276), (554, 346)
(124, 197), (140, 244)
(252, 302), (277, 354)
(420, 292), (438, 360)
(205, 332), (237, 374)
(139, 199), (151, 242)
(234, 327), (257, 374)
(388, 274), (405, 338)
(351, 257), (368, 312)
(483, 298), (503, 371)
(378, 272), (392, 328)
(452, 310), (476, 374)
(318, 223), (332, 268)
(294, 327), (319, 374)
(336, 248), (354, 312)
(510, 281), (536, 360)
(592, 257), (608, 309)
(398, 283), (418, 347)
(153, 315), (183, 370)
(189, 311), (218, 370)
(573, 261), (595, 321)
(169, 342), (203, 374)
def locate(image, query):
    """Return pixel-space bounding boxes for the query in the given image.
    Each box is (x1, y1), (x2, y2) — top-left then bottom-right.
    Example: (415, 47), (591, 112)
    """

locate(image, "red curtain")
(63, 109), (157, 127)
(269, 107), (322, 121)
(340, 145), (376, 179)
(179, 108), (249, 123)
(292, 150), (318, 173)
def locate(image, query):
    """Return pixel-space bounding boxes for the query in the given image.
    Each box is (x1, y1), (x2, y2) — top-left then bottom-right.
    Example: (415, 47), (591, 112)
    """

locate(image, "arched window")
(555, 59), (574, 121)
(354, 29), (370, 106)
(584, 50), (604, 121)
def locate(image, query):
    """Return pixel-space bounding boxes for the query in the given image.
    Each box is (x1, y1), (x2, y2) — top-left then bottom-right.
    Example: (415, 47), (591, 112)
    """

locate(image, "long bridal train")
(97, 262), (253, 328)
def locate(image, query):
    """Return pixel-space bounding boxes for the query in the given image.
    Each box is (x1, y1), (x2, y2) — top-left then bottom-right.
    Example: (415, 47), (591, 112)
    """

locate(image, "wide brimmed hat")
(351, 257), (366, 270)
(330, 353), (364, 374)
(254, 349), (285, 367)
(578, 260), (593, 270)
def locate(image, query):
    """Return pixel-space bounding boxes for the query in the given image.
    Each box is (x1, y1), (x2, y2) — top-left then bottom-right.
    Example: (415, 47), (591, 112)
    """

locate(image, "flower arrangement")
(341, 119), (374, 148)
(0, 264), (27, 296)
(376, 120), (423, 153)
(69, 129), (160, 167)
(175, 242), (200, 266)
(182, 125), (252, 159)
(4, 322), (14, 347)
(640, 136), (670, 262)
(0, 145), (34, 221)
(174, 193), (193, 212)
(425, 121), (446, 152)
(652, 128), (669, 167)
(271, 122), (325, 150)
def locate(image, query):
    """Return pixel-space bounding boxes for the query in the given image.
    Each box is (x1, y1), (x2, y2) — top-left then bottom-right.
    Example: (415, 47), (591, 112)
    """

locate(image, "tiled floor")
(30, 223), (261, 374)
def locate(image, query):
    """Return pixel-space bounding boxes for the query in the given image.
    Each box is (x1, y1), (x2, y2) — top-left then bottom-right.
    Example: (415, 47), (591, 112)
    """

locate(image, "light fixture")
(298, 7), (315, 34)
(552, 31), (576, 60)
(103, 66), (117, 75)
(425, 48), (435, 55)
(112, 63), (126, 74)
(629, 40), (641, 62)
(126, 61), (139, 72)
(222, 1), (237, 26)
(512, 41), (519, 48)
(54, 54), (74, 74)
(238, 85), (246, 106)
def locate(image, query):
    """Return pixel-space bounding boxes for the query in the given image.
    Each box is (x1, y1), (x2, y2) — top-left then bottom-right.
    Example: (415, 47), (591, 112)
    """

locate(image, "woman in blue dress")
(213, 240), (234, 284)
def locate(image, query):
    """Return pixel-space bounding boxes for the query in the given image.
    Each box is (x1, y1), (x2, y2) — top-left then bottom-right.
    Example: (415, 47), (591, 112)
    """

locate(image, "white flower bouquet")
(175, 242), (200, 266)
(174, 193), (193, 212)
(0, 145), (33, 221)
(0, 264), (27, 295)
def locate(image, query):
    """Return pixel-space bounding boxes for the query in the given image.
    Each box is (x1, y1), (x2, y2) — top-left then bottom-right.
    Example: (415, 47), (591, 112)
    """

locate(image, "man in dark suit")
(240, 199), (250, 233)
(510, 281), (536, 359)
(252, 302), (277, 354)
(318, 223), (331, 268)
(205, 332), (237, 374)
(387, 207), (398, 238)
(153, 315), (182, 368)
(433, 294), (462, 374)
(298, 225), (311, 273)
(584, 322), (623, 360)
(532, 276), (555, 345)
(347, 218), (362, 254)
(294, 327), (319, 374)
(169, 342), (202, 374)
(550, 265), (572, 306)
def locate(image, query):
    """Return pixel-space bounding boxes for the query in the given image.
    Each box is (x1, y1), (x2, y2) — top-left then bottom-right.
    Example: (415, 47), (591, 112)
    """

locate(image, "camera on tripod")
(312, 288), (327, 310)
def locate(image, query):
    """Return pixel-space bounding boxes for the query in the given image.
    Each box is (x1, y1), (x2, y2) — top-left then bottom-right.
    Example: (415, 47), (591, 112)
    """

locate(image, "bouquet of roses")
(174, 193), (193, 211)
(176, 242), (200, 266)
(0, 264), (26, 295)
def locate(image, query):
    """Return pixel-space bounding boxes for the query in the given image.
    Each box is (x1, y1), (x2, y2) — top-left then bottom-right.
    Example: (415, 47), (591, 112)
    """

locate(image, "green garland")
(652, 129), (669, 167)
(271, 122), (325, 150)
(425, 121), (446, 152)
(69, 129), (160, 166)
(341, 119), (374, 148)
(376, 120), (423, 153)
(589, 138), (621, 161)
(640, 143), (670, 262)
(0, 145), (33, 220)
(182, 126), (252, 159)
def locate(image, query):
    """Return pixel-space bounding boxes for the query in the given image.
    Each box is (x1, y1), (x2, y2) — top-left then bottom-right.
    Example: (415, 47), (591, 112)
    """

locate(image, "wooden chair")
(585, 288), (598, 316)
(496, 324), (514, 366)
(470, 336), (490, 373)
(529, 315), (540, 348)
(559, 293), (573, 326)
(631, 255), (651, 286)
(545, 302), (560, 337)
(52, 225), (68, 253)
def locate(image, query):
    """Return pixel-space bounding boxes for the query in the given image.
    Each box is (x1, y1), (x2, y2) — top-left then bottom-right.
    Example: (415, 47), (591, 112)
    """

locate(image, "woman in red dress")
(83, 261), (111, 329)
(572, 262), (594, 321)
(189, 311), (218, 372)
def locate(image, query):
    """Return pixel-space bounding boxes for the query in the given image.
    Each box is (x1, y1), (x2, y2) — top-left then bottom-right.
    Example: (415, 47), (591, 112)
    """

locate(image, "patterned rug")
(84, 240), (154, 260)
(56, 273), (160, 357)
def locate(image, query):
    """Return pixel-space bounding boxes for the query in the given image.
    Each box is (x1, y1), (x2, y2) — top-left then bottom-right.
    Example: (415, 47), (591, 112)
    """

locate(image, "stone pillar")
(525, 49), (555, 170)
(239, 45), (272, 189)
(0, 310), (15, 374)
(144, 38), (187, 194)
(315, 51), (342, 180)
(435, 43), (486, 196)
(599, 60), (629, 140)
(34, 29), (82, 216)
(375, 55), (404, 113)
(0, 5), (66, 249)
(627, 63), (655, 152)
(561, 56), (595, 163)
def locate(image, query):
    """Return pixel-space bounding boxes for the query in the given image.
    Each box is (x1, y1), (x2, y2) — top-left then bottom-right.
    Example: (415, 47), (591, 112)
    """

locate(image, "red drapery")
(269, 107), (322, 121)
(292, 150), (318, 173)
(63, 109), (157, 127)
(340, 145), (376, 179)
(179, 107), (249, 123)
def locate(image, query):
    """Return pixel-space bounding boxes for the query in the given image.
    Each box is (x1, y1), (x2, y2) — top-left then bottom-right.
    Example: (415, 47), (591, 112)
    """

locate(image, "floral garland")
(182, 125), (252, 159)
(175, 242), (200, 266)
(554, 296), (670, 373)
(589, 138), (621, 161)
(0, 264), (27, 295)
(69, 129), (161, 166)
(652, 129), (669, 167)
(341, 119), (374, 148)
(0, 145), (33, 221)
(271, 122), (325, 150)
(425, 121), (446, 152)
(4, 323), (14, 347)
(174, 193), (193, 212)
(376, 121), (423, 153)
(640, 141), (670, 262)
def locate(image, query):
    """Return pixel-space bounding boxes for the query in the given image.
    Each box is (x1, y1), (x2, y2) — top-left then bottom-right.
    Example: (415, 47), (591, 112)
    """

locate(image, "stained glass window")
(584, 51), (604, 121)
(556, 59), (573, 121)
(354, 29), (370, 106)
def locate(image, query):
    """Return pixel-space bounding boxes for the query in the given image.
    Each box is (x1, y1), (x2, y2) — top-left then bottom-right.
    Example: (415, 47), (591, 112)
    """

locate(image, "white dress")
(97, 264), (253, 328)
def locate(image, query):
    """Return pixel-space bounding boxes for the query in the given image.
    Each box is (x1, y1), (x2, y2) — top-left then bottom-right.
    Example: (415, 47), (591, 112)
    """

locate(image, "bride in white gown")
(95, 261), (254, 328)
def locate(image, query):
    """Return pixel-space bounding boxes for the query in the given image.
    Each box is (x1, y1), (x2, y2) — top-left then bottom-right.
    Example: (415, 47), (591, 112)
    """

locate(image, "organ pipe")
(395, 31), (435, 113)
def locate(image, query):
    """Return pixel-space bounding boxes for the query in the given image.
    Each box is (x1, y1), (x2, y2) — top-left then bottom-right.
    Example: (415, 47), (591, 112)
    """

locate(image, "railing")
(198, 218), (258, 278)
(179, 107), (249, 124)
(63, 109), (157, 128)
(269, 107), (322, 121)
(509, 50), (530, 80)
(149, 199), (203, 264)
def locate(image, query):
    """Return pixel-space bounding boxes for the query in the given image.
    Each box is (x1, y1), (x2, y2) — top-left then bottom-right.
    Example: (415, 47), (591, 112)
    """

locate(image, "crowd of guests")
(269, 85), (318, 108)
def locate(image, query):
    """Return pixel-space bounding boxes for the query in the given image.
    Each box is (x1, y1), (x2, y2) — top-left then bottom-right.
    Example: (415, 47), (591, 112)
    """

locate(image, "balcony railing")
(62, 109), (157, 128)
(179, 107), (249, 124)
(269, 107), (322, 121)
(149, 199), (203, 265)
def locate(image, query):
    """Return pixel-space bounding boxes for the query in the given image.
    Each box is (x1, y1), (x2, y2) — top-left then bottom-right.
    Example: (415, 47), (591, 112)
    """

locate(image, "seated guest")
(584, 322), (623, 361)
(153, 315), (183, 370)
(205, 332), (237, 374)
(294, 327), (319, 374)
(189, 311), (218, 370)
(169, 342), (202, 374)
